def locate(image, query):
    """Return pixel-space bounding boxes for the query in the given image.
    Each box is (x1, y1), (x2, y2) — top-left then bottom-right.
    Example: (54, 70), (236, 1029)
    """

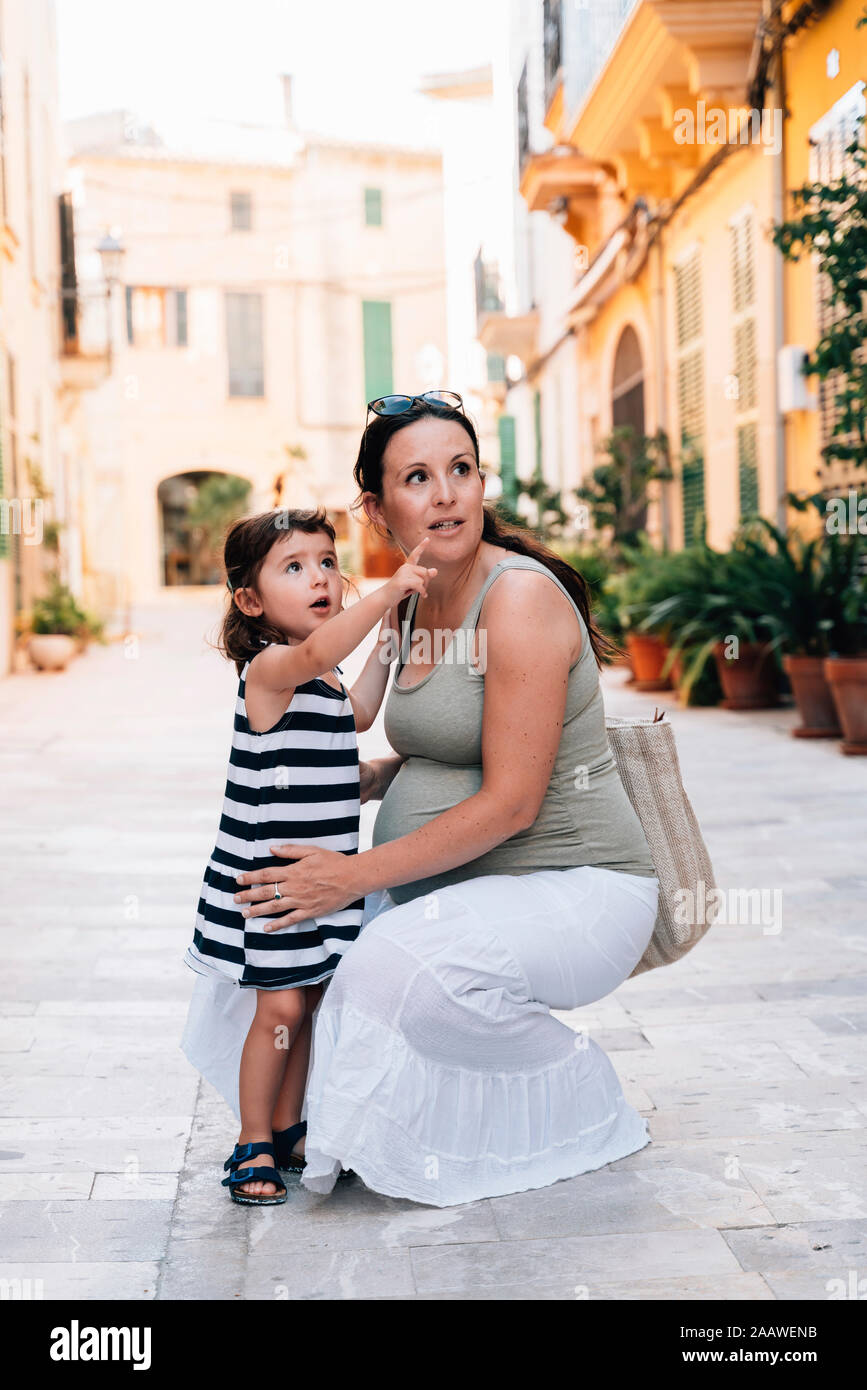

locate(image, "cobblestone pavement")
(1, 590), (865, 1301)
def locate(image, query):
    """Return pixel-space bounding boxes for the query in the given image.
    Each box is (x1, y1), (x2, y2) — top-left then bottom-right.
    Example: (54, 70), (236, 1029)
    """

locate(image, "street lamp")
(96, 231), (125, 284)
(96, 231), (126, 367)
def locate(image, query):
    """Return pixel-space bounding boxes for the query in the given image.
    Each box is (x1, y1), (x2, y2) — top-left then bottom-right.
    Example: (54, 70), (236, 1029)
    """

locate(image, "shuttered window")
(226, 291), (264, 397)
(809, 82), (866, 483)
(487, 353), (506, 383)
(498, 414), (517, 503)
(730, 208), (759, 516)
(674, 248), (705, 542)
(362, 300), (393, 405)
(533, 390), (543, 479)
(230, 191), (252, 231)
(364, 187), (383, 227)
(737, 421), (759, 516)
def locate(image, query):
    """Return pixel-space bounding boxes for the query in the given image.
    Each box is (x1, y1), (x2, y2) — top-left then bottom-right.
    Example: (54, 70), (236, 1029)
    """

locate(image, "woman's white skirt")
(300, 864), (658, 1207)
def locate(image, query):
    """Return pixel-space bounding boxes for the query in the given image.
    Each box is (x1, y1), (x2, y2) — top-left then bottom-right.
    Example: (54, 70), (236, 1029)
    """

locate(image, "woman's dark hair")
(217, 508), (345, 675)
(352, 399), (616, 667)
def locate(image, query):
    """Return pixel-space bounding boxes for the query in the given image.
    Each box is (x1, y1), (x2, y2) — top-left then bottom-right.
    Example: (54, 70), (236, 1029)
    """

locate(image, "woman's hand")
(234, 845), (363, 930)
(359, 760), (380, 803)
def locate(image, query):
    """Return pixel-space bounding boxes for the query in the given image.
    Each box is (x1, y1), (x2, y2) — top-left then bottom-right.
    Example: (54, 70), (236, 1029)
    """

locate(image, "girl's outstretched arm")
(346, 606), (398, 733)
(253, 541), (434, 695)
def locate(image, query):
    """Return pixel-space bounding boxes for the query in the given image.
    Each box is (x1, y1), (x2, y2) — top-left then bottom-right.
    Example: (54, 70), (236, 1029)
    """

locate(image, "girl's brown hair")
(217, 508), (344, 675)
(352, 399), (616, 667)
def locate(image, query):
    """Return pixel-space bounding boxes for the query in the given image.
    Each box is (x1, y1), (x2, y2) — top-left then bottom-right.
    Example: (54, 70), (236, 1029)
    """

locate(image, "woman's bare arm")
(348, 569), (576, 892)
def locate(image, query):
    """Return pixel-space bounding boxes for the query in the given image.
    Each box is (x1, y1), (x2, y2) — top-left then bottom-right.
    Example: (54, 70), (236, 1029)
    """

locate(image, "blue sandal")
(272, 1121), (355, 1181)
(222, 1141), (287, 1205)
(272, 1121), (307, 1172)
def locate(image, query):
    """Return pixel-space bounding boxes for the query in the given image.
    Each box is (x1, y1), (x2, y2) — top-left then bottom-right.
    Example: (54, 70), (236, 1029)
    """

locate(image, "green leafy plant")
(771, 112), (867, 474)
(555, 540), (626, 649)
(575, 426), (673, 553)
(186, 474), (252, 554)
(30, 577), (105, 642)
(737, 494), (867, 656)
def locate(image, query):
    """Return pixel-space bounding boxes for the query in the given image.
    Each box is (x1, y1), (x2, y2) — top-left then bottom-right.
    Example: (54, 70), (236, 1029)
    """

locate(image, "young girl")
(183, 508), (435, 1205)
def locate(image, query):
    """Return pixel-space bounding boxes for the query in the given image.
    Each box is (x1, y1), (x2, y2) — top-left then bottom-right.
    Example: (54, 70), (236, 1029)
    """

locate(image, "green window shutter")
(681, 451), (706, 544)
(497, 414), (517, 503)
(533, 390), (543, 479)
(364, 187), (383, 227)
(362, 300), (393, 404)
(674, 249), (706, 542)
(125, 285), (134, 345)
(486, 353), (506, 383)
(737, 421), (759, 517)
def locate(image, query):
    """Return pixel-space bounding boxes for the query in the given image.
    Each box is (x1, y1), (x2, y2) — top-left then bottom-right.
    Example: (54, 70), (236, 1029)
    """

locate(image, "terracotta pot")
(783, 654), (841, 738)
(824, 656), (867, 755)
(713, 641), (780, 709)
(27, 634), (77, 671)
(625, 633), (671, 691)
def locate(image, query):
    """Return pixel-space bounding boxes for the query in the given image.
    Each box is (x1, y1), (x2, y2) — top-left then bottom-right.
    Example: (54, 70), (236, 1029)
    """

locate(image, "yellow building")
(779, 0), (865, 498)
(511, 0), (865, 549)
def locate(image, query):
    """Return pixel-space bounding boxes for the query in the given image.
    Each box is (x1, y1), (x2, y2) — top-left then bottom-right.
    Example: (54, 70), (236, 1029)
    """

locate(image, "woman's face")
(363, 416), (486, 562)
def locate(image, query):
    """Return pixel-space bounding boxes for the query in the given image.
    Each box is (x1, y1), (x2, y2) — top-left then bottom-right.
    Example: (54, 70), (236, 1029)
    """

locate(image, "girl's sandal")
(272, 1121), (307, 1173)
(273, 1120), (355, 1181)
(222, 1142), (287, 1206)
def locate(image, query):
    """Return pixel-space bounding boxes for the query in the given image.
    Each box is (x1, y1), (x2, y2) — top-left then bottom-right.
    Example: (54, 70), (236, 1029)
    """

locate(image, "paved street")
(1, 590), (866, 1301)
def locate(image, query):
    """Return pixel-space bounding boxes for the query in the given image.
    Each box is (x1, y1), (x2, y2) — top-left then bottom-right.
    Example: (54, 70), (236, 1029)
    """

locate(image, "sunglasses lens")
(371, 395), (413, 416)
(423, 391), (462, 409)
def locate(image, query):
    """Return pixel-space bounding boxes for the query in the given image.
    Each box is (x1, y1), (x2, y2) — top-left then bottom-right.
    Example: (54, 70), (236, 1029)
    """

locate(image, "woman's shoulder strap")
(471, 552), (587, 635)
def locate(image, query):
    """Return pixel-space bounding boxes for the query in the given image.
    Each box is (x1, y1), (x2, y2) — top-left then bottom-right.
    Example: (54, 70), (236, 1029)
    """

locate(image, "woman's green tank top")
(372, 553), (656, 905)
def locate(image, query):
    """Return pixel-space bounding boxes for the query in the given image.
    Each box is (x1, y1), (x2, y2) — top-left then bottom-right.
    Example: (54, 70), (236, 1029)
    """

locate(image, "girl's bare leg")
(271, 983), (323, 1156)
(235, 986), (307, 1196)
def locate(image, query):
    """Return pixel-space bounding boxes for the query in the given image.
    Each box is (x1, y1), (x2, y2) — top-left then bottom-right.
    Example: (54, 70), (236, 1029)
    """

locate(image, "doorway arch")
(611, 325), (645, 435)
(158, 470), (251, 586)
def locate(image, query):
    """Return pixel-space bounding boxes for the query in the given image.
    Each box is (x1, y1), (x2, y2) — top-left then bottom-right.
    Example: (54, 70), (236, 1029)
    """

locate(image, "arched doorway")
(158, 471), (251, 586)
(611, 325), (645, 435)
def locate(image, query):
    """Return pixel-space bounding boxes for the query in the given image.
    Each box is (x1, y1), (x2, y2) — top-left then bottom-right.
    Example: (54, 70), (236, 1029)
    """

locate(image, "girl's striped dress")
(184, 649), (365, 990)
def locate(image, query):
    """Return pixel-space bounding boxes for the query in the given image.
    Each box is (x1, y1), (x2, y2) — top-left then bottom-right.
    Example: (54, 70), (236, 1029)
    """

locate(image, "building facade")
(0, 0), (66, 673)
(494, 0), (865, 550)
(61, 91), (448, 612)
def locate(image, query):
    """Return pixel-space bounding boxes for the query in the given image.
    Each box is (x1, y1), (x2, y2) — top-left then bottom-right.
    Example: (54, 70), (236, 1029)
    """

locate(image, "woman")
(231, 392), (659, 1207)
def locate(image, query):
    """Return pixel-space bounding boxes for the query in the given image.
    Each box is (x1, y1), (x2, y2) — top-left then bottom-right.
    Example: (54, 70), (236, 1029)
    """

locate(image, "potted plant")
(554, 540), (628, 662)
(641, 538), (788, 708)
(604, 540), (689, 690)
(27, 579), (103, 671)
(734, 501), (862, 735)
(824, 566), (867, 755)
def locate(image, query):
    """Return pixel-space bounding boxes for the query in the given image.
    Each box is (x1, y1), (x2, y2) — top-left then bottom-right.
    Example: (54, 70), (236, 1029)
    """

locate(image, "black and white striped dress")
(184, 649), (365, 990)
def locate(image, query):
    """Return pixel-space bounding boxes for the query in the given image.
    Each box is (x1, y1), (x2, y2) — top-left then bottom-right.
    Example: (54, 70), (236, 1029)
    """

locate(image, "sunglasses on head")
(366, 390), (463, 418)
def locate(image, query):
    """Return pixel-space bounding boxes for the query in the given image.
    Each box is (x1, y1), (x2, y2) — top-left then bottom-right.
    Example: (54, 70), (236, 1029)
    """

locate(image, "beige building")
(0, 0), (67, 674)
(61, 83), (448, 612)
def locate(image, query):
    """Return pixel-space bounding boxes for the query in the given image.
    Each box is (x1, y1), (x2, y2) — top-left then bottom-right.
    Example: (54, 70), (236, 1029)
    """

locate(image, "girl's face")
(237, 528), (343, 641)
(362, 417), (485, 563)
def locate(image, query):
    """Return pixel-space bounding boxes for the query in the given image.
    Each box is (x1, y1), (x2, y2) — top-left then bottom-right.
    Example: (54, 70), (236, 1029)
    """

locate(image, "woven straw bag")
(605, 712), (717, 976)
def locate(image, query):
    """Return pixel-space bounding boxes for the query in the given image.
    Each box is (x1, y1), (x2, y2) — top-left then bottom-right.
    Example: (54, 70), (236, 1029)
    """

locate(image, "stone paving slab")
(1, 592), (865, 1302)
